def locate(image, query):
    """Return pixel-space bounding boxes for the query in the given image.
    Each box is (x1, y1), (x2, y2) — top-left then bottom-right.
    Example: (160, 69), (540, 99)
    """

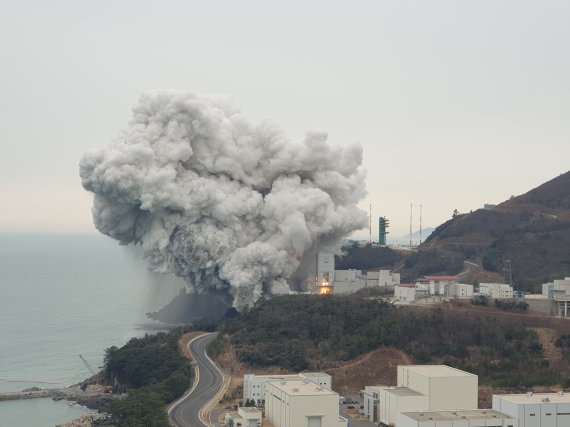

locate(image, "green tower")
(379, 217), (389, 246)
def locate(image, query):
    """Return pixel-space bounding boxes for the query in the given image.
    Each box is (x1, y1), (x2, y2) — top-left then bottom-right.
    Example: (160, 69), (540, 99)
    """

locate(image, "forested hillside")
(213, 295), (570, 388)
(103, 330), (193, 427)
(422, 171), (570, 290)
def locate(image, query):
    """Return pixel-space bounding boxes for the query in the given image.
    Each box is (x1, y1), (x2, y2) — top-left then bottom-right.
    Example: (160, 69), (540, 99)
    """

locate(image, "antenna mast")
(369, 204), (372, 244)
(409, 203), (413, 247)
(419, 204), (423, 245)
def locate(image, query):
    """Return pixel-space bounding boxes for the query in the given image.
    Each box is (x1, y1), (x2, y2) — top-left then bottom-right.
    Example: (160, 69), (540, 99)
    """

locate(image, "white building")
(552, 277), (570, 317)
(367, 270), (401, 290)
(414, 276), (460, 296)
(225, 407), (262, 427)
(394, 284), (418, 302)
(493, 392), (570, 427)
(397, 365), (478, 411)
(378, 386), (429, 425)
(243, 372), (331, 403)
(331, 269), (401, 294)
(448, 283), (474, 298)
(479, 283), (514, 299)
(331, 269), (365, 294)
(396, 409), (515, 427)
(265, 380), (348, 427)
(542, 282), (554, 299)
(363, 385), (385, 423)
(366, 365), (479, 426)
(316, 253), (335, 295)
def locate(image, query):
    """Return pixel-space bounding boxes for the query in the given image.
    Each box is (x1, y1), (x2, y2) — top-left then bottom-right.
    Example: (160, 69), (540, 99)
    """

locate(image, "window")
(308, 416), (322, 427)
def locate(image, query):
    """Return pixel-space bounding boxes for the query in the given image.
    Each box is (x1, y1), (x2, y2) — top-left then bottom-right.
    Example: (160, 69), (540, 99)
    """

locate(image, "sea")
(0, 233), (184, 427)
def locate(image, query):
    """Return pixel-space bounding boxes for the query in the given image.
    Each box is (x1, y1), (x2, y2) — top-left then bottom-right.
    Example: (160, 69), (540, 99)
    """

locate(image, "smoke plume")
(80, 91), (367, 309)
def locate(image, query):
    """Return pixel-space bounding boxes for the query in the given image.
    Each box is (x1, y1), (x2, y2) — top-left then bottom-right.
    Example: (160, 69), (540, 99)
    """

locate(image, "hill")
(421, 171), (570, 291)
(210, 294), (570, 392)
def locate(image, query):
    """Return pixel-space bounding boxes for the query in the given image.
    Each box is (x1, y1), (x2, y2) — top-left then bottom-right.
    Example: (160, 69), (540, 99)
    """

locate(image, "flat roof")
(301, 372), (331, 378)
(248, 374), (300, 380)
(401, 365), (477, 378)
(239, 407), (262, 414)
(267, 380), (337, 397)
(401, 409), (513, 422)
(384, 387), (424, 397)
(495, 392), (570, 404)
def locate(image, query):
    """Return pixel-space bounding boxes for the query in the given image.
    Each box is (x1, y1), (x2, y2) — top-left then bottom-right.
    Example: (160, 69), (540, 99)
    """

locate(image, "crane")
(79, 354), (96, 376)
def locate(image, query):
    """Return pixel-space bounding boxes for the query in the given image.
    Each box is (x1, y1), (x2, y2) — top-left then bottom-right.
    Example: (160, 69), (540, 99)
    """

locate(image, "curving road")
(169, 333), (224, 427)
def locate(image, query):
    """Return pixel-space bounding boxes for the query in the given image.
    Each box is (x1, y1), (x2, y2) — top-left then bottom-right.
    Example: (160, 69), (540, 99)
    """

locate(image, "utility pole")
(409, 203), (413, 247)
(369, 204), (372, 244)
(419, 204), (423, 245)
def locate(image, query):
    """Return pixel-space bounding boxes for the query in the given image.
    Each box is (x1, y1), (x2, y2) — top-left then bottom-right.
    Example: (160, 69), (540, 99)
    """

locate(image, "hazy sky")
(1, 0), (568, 237)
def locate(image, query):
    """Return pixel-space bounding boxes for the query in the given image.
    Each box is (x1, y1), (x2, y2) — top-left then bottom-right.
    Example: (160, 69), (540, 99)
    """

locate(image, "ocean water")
(0, 233), (183, 426)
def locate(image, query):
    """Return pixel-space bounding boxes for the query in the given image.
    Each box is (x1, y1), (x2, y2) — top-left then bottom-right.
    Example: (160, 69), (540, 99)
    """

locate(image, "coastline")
(0, 383), (118, 427)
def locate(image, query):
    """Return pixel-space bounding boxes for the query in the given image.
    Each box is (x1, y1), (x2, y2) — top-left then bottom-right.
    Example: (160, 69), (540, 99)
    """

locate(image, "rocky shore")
(55, 412), (108, 427)
(0, 383), (120, 426)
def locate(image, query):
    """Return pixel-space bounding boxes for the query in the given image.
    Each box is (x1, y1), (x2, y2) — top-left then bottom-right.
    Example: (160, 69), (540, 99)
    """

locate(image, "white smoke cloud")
(80, 91), (367, 309)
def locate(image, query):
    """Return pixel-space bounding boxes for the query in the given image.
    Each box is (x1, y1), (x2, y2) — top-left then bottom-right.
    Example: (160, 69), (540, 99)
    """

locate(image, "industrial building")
(363, 365), (478, 425)
(415, 276), (460, 296)
(265, 379), (347, 427)
(552, 277), (570, 317)
(315, 252), (400, 295)
(394, 284), (422, 302)
(316, 253), (335, 295)
(243, 372), (331, 403)
(448, 283), (474, 298)
(493, 392), (570, 427)
(224, 407), (262, 427)
(479, 283), (514, 299)
(396, 409), (515, 427)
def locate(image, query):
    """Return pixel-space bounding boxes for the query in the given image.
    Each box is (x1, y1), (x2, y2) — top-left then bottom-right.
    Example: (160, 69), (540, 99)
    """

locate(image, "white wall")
(395, 286), (417, 302)
(265, 381), (346, 427)
(316, 253), (335, 285)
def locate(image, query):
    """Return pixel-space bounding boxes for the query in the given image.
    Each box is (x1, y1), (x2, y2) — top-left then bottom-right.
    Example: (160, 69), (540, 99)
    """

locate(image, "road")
(457, 260), (478, 279)
(169, 333), (224, 427)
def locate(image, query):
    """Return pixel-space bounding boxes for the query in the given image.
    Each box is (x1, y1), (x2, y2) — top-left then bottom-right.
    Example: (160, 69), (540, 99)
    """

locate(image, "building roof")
(300, 372), (331, 378)
(400, 409), (513, 422)
(401, 365), (477, 378)
(397, 283), (416, 287)
(423, 276), (459, 281)
(495, 392), (570, 404)
(267, 379), (337, 396)
(246, 374), (300, 380)
(383, 387), (424, 397)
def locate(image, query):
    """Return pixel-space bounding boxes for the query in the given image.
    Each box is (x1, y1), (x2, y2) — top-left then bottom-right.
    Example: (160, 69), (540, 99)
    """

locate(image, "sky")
(1, 0), (569, 238)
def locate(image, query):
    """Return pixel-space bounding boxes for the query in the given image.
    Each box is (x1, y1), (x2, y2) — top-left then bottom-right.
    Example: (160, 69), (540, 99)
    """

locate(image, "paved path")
(169, 333), (225, 427)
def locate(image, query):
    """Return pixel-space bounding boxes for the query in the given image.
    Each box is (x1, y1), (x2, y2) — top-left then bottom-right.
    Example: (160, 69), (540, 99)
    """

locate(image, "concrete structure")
(378, 386), (429, 425)
(368, 270), (401, 290)
(542, 282), (554, 299)
(394, 284), (419, 302)
(479, 283), (514, 299)
(243, 372), (331, 403)
(331, 269), (364, 294)
(448, 283), (474, 298)
(225, 407), (262, 427)
(552, 277), (570, 317)
(265, 380), (348, 427)
(397, 365), (478, 410)
(363, 385), (385, 423)
(396, 409), (515, 427)
(365, 365), (479, 426)
(416, 276), (460, 296)
(316, 253), (335, 295)
(493, 392), (570, 427)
